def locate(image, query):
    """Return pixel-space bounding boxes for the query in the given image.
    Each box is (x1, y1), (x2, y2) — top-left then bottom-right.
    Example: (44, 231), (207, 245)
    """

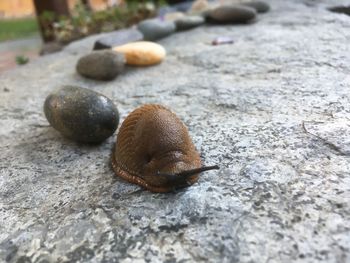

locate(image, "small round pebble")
(93, 29), (144, 50)
(113, 41), (166, 66)
(208, 5), (256, 24)
(175, 16), (205, 31)
(241, 1), (270, 13)
(76, 50), (125, 80)
(44, 86), (119, 143)
(137, 19), (176, 41)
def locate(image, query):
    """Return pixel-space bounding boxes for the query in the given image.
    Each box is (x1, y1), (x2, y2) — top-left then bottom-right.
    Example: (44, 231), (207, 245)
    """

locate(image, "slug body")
(112, 104), (217, 192)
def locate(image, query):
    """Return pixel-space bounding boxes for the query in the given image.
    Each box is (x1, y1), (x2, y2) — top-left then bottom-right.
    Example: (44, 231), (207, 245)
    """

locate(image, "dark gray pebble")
(76, 50), (125, 81)
(208, 5), (256, 24)
(44, 86), (119, 143)
(137, 19), (176, 41)
(93, 29), (143, 50)
(175, 16), (205, 31)
(241, 1), (270, 13)
(328, 6), (350, 16)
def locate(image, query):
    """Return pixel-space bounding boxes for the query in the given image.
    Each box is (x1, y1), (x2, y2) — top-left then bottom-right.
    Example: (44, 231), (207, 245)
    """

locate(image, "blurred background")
(0, 0), (175, 72)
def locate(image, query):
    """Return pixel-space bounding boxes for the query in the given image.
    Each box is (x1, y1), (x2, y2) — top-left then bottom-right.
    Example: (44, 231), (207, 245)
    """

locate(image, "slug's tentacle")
(152, 165), (220, 190)
(156, 165), (219, 178)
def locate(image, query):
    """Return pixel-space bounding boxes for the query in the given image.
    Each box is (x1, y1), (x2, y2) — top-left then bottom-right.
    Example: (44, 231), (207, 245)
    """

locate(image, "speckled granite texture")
(1, 0), (350, 262)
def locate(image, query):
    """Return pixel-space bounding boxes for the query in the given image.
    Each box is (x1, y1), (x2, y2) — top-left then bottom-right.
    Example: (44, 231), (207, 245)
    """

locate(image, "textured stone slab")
(1, 0), (350, 262)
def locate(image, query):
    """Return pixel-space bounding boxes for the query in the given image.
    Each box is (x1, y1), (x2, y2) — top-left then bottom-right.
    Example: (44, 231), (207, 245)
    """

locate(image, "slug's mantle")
(112, 104), (218, 192)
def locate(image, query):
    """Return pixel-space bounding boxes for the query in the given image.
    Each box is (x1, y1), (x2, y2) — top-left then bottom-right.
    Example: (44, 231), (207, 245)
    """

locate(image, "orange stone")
(113, 41), (166, 66)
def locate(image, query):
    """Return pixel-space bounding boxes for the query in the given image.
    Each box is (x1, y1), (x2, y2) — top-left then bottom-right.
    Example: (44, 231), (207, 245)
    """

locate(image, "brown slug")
(111, 104), (219, 192)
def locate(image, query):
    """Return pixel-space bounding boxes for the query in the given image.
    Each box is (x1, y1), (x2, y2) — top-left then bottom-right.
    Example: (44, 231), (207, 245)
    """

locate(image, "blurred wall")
(0, 0), (123, 18)
(0, 0), (34, 18)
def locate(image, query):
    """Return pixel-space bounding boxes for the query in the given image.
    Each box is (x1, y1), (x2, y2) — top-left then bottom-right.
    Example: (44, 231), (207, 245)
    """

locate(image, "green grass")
(0, 17), (39, 41)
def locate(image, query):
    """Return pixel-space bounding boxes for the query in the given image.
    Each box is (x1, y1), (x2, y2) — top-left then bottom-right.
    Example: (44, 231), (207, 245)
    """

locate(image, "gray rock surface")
(1, 0), (350, 262)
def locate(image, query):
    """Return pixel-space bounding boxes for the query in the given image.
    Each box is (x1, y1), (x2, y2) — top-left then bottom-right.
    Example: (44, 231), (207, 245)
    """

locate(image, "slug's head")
(143, 152), (219, 192)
